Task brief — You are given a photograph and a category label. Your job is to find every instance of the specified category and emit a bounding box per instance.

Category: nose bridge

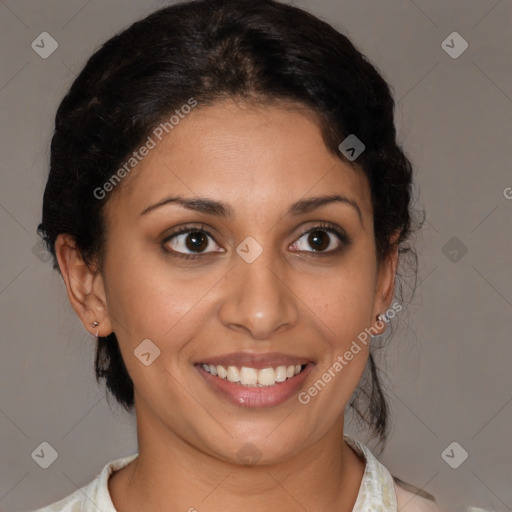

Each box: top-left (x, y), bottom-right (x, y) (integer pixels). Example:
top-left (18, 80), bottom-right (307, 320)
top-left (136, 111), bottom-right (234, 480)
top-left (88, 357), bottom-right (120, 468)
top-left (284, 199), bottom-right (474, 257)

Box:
top-left (218, 239), bottom-right (298, 338)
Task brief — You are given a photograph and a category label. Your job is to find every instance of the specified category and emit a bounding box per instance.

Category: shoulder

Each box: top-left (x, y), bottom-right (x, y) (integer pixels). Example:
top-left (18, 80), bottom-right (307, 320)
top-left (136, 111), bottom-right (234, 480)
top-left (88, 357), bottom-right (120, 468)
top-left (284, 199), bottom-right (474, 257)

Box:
top-left (393, 476), bottom-right (444, 512)
top-left (30, 453), bottom-right (138, 512)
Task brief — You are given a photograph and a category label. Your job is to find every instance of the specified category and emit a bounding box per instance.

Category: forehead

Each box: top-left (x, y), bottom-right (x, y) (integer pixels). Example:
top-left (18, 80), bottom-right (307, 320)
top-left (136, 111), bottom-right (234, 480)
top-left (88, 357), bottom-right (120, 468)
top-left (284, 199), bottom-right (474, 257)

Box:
top-left (105, 99), bottom-right (372, 224)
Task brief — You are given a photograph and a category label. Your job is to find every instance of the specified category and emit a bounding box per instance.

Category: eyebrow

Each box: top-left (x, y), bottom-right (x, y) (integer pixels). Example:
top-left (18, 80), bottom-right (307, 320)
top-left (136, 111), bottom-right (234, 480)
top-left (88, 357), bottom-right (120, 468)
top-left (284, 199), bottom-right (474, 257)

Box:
top-left (140, 193), bottom-right (363, 224)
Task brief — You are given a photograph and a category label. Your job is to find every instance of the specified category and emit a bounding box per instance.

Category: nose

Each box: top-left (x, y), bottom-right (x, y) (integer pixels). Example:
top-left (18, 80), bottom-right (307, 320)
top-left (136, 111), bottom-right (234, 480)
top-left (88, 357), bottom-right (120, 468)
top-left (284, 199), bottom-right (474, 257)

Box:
top-left (218, 247), bottom-right (299, 340)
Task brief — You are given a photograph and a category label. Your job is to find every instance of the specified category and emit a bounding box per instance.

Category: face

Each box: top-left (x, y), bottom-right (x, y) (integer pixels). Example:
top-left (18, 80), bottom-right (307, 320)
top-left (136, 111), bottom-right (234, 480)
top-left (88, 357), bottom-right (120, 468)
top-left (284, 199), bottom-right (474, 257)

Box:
top-left (63, 99), bottom-right (397, 464)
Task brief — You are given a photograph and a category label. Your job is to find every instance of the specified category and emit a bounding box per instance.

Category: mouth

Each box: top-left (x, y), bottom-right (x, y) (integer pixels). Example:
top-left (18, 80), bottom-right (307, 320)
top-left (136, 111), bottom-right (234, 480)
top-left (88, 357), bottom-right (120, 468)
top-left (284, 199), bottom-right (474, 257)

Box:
top-left (194, 353), bottom-right (315, 408)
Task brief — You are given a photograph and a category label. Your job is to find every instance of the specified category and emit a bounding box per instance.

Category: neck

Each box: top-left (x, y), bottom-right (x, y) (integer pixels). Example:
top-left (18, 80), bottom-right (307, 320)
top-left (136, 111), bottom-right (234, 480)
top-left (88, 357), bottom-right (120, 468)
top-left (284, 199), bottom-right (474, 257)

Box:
top-left (109, 403), bottom-right (366, 512)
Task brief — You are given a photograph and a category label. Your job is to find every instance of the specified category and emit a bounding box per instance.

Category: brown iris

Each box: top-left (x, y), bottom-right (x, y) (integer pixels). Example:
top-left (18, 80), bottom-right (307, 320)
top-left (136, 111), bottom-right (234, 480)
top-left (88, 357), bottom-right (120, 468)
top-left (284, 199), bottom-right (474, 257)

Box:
top-left (185, 231), bottom-right (209, 252)
top-left (308, 230), bottom-right (329, 251)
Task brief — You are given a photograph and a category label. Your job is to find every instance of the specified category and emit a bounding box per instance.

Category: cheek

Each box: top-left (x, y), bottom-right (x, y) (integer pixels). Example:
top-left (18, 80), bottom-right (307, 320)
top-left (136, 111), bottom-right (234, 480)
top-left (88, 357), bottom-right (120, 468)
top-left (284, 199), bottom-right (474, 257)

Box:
top-left (101, 245), bottom-right (225, 392)
top-left (292, 252), bottom-right (376, 401)
top-left (296, 257), bottom-right (377, 340)
top-left (101, 252), bottom-right (207, 397)
top-left (102, 242), bottom-right (202, 335)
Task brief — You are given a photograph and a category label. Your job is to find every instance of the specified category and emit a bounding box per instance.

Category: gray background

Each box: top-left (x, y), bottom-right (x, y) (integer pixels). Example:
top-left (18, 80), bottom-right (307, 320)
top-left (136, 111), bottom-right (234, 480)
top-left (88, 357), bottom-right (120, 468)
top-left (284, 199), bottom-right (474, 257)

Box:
top-left (0, 1), bottom-right (511, 511)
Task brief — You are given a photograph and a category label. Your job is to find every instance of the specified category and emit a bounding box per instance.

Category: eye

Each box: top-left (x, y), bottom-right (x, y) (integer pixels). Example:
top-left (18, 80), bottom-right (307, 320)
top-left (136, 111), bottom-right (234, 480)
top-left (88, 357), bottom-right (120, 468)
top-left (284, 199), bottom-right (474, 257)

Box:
top-left (161, 222), bottom-right (350, 260)
top-left (162, 224), bottom-right (225, 259)
top-left (290, 222), bottom-right (349, 254)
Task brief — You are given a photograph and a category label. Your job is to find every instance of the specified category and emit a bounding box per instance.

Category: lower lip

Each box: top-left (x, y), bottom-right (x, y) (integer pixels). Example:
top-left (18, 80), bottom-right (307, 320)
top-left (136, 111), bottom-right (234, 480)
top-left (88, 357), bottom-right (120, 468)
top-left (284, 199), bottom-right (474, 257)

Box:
top-left (196, 363), bottom-right (314, 408)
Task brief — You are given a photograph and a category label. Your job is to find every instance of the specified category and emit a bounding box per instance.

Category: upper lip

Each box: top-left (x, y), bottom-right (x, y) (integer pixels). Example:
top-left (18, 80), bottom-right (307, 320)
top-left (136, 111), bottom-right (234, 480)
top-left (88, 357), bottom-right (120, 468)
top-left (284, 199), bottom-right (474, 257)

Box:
top-left (194, 352), bottom-right (313, 369)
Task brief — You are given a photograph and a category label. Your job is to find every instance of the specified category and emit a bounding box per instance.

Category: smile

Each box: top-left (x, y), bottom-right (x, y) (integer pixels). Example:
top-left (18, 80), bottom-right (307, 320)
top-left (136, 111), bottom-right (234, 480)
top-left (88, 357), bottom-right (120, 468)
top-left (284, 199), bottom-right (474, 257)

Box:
top-left (195, 354), bottom-right (315, 408)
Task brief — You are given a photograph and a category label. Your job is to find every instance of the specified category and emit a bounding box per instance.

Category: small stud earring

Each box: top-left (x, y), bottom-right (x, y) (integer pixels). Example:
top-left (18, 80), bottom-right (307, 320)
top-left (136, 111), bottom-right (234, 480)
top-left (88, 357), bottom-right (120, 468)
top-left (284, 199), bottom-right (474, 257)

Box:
top-left (370, 314), bottom-right (386, 339)
top-left (92, 321), bottom-right (99, 328)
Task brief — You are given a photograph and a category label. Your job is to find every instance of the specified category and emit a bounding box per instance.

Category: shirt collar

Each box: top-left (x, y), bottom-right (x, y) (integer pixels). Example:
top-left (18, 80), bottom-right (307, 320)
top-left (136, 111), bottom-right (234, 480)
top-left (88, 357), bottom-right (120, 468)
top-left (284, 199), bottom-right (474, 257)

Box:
top-left (344, 434), bottom-right (398, 511)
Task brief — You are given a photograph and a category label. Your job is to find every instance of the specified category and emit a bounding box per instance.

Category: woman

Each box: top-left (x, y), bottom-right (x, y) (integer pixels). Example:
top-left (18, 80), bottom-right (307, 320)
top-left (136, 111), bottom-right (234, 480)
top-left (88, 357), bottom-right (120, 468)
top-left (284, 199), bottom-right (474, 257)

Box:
top-left (34, 0), bottom-right (442, 510)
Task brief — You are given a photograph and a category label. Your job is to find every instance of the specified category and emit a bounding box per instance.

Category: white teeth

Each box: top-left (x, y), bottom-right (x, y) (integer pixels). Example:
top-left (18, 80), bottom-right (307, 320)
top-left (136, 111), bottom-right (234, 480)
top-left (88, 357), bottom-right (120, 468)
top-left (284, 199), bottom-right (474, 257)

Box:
top-left (217, 365), bottom-right (227, 379)
top-left (275, 366), bottom-right (287, 382)
top-left (258, 367), bottom-right (276, 386)
top-left (201, 363), bottom-right (306, 387)
top-left (240, 367), bottom-right (258, 386)
top-left (227, 366), bottom-right (240, 383)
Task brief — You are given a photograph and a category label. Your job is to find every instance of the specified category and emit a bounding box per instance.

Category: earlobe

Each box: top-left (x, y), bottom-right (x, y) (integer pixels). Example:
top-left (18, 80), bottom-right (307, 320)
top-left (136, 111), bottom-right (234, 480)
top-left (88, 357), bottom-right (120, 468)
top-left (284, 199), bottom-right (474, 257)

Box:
top-left (54, 234), bottom-right (112, 337)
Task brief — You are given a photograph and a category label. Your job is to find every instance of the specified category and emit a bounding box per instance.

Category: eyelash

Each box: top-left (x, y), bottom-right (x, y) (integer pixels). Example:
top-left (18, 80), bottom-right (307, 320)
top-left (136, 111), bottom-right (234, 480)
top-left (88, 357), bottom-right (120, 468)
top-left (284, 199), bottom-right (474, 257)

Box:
top-left (161, 222), bottom-right (350, 261)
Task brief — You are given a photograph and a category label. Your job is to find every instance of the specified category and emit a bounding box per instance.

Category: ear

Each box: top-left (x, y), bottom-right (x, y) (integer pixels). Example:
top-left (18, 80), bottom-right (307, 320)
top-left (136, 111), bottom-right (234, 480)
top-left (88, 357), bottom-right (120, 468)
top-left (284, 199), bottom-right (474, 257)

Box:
top-left (371, 230), bottom-right (400, 335)
top-left (55, 234), bottom-right (112, 337)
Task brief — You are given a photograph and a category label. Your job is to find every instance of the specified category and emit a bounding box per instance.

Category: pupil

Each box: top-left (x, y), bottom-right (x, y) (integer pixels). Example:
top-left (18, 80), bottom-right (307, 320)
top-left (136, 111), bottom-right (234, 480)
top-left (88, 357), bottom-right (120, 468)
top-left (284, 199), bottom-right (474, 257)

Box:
top-left (309, 231), bottom-right (328, 251)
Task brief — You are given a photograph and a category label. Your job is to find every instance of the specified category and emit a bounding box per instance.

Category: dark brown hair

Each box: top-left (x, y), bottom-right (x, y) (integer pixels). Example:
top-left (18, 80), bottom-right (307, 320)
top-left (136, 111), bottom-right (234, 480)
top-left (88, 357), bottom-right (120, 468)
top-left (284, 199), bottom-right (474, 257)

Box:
top-left (37, 0), bottom-right (422, 448)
